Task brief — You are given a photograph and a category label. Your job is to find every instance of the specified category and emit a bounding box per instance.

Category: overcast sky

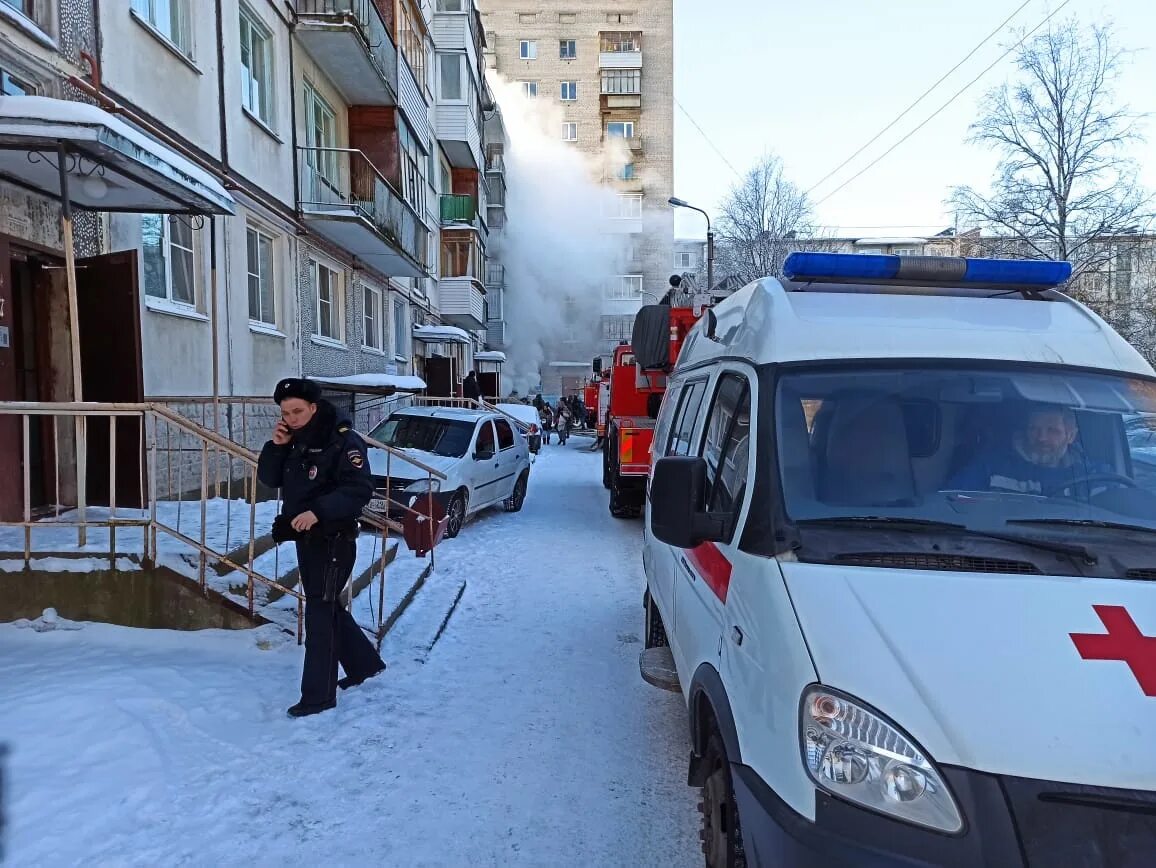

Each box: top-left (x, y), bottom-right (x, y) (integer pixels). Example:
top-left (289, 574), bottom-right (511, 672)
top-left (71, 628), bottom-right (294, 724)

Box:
top-left (671, 0), bottom-right (1156, 240)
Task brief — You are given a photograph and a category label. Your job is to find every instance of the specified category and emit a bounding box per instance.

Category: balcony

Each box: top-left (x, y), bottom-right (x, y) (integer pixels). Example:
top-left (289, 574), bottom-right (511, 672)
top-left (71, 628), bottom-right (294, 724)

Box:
top-left (626, 136), bottom-right (644, 152)
top-left (485, 152), bottom-right (504, 175)
top-left (485, 263), bottom-right (505, 287)
top-left (437, 102), bottom-right (483, 169)
top-left (440, 194), bottom-right (476, 223)
top-left (599, 32), bottom-right (642, 69)
top-left (296, 1), bottom-right (398, 106)
top-left (297, 146), bottom-right (429, 279)
top-left (439, 277), bottom-right (486, 330)
top-left (486, 320), bottom-right (506, 349)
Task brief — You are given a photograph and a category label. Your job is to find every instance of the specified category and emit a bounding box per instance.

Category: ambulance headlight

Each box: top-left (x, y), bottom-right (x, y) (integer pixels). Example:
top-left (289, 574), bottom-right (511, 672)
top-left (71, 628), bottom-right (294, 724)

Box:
top-left (403, 479), bottom-right (441, 495)
top-left (800, 686), bottom-right (963, 834)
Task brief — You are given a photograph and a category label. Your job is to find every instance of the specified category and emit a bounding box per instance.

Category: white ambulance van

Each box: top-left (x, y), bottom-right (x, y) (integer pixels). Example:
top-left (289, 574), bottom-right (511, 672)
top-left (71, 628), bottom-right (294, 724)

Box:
top-left (641, 252), bottom-right (1156, 867)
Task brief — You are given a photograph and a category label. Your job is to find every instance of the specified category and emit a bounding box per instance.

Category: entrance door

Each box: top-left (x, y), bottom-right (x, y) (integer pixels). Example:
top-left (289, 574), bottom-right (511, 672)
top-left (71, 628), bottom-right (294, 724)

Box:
top-left (76, 251), bottom-right (146, 509)
top-left (425, 355), bottom-right (455, 398)
top-left (478, 371), bottom-right (499, 401)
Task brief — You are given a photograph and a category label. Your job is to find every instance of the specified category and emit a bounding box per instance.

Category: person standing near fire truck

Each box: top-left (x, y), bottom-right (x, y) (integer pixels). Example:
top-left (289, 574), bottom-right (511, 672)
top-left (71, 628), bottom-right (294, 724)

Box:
top-left (257, 377), bottom-right (386, 718)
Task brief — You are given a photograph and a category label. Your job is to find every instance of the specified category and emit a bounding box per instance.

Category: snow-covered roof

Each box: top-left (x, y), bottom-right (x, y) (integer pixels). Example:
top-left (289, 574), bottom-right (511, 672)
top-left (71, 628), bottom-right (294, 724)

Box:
top-left (311, 374), bottom-right (427, 392)
top-left (413, 324), bottom-right (471, 344)
top-left (0, 96), bottom-right (235, 215)
top-left (853, 237), bottom-right (929, 247)
top-left (547, 361), bottom-right (592, 368)
top-left (473, 351), bottom-right (506, 362)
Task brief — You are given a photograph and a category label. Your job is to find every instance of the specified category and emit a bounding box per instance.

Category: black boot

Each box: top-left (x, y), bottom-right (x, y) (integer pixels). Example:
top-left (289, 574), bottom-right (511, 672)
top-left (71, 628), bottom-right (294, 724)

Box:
top-left (286, 699), bottom-right (337, 718)
top-left (338, 662), bottom-right (386, 691)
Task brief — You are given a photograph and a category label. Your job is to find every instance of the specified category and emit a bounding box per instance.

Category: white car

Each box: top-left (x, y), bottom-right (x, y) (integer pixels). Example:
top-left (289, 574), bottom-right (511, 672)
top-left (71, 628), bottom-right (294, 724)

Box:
top-left (366, 406), bottom-right (531, 538)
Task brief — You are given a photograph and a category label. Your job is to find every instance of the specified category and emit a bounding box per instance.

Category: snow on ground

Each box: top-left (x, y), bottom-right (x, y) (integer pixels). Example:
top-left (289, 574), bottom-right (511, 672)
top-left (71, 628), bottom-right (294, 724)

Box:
top-left (0, 438), bottom-right (701, 866)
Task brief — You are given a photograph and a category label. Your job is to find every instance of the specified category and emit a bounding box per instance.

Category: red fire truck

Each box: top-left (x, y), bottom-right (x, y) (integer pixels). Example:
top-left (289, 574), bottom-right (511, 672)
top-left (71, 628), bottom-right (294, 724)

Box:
top-left (603, 302), bottom-right (706, 517)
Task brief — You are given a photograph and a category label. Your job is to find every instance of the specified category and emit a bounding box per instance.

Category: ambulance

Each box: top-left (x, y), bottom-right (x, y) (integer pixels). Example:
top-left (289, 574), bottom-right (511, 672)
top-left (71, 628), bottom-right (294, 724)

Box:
top-left (640, 252), bottom-right (1156, 866)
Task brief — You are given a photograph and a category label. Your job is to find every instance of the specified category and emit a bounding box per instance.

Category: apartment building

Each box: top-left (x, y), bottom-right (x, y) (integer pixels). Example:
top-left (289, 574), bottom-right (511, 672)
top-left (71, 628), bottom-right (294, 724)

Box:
top-left (478, 0), bottom-right (674, 360)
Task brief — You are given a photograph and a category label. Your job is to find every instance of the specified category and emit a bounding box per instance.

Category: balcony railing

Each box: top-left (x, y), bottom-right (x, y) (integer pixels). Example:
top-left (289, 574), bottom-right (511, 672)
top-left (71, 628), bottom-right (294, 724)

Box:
top-left (298, 146), bottom-right (429, 271)
top-left (485, 152), bottom-right (505, 174)
top-left (296, 0), bottom-right (398, 102)
top-left (486, 263), bottom-right (504, 286)
top-left (440, 194), bottom-right (477, 223)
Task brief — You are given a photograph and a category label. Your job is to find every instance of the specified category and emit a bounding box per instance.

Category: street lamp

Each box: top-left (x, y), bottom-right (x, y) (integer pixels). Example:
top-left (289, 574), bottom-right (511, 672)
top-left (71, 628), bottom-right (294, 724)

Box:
top-left (669, 196), bottom-right (714, 297)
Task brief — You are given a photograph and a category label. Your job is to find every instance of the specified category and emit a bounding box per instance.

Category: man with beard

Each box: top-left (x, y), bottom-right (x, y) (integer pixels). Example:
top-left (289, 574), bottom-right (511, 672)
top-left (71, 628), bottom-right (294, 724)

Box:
top-left (949, 404), bottom-right (1100, 497)
top-left (258, 377), bottom-right (386, 717)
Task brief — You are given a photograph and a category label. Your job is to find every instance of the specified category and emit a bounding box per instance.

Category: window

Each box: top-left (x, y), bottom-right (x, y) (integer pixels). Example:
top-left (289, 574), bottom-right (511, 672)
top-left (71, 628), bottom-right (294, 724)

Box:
top-left (303, 82), bottom-right (337, 185)
top-left (618, 163), bottom-right (635, 180)
top-left (667, 380), bottom-right (708, 456)
top-left (239, 6), bottom-right (273, 125)
top-left (496, 419), bottom-right (515, 450)
top-left (520, 80), bottom-right (538, 98)
top-left (675, 252), bottom-right (693, 269)
top-left (397, 0), bottom-right (427, 86)
top-left (606, 12), bottom-right (633, 24)
top-left (601, 69), bottom-right (641, 94)
top-left (314, 261), bottom-right (343, 342)
top-left (561, 122), bottom-right (577, 142)
top-left (142, 215), bottom-right (196, 307)
top-left (560, 80), bottom-right (577, 101)
top-left (602, 315), bottom-right (634, 341)
top-left (559, 39), bottom-right (576, 59)
top-left (475, 420), bottom-right (496, 455)
top-left (436, 0), bottom-right (464, 10)
top-left (519, 40), bottom-right (537, 60)
top-left (600, 31), bottom-right (640, 53)
top-left (246, 227), bottom-right (276, 325)
top-left (700, 374), bottom-right (752, 515)
top-left (439, 53), bottom-right (464, 101)
top-left (606, 275), bottom-right (643, 300)
top-left (893, 247), bottom-right (919, 256)
top-left (363, 285), bottom-right (384, 350)
top-left (615, 194), bottom-right (642, 219)
top-left (606, 121), bottom-right (635, 139)
top-left (0, 64), bottom-right (31, 96)
top-left (393, 298), bottom-right (408, 358)
top-left (131, 0), bottom-right (192, 56)
top-left (399, 120), bottom-right (426, 215)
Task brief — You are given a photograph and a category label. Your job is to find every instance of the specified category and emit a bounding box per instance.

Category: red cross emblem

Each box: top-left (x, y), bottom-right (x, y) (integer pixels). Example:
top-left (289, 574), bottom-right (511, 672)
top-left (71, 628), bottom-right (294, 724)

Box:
top-left (1070, 605), bottom-right (1156, 697)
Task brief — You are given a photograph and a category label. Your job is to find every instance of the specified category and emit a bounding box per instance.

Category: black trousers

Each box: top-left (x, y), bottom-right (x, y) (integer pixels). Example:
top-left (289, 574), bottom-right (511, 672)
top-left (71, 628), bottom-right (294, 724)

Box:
top-left (295, 535), bottom-right (384, 705)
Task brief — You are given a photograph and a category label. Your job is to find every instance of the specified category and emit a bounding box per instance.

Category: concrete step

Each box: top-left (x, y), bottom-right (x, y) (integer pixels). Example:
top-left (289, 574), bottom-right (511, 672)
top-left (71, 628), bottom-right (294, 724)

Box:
top-left (639, 646), bottom-right (681, 693)
top-left (384, 572), bottom-right (467, 664)
top-left (212, 533), bottom-right (277, 577)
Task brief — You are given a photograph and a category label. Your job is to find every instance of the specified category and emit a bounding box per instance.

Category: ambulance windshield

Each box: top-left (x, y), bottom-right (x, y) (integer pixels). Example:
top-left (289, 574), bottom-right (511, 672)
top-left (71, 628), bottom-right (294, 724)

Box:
top-left (776, 365), bottom-right (1156, 532)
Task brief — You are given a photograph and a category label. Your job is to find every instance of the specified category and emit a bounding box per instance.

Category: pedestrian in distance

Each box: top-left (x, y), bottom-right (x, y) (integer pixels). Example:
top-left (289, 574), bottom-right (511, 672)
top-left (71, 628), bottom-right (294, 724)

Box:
top-left (540, 403), bottom-right (553, 445)
top-left (463, 370), bottom-right (482, 403)
top-left (257, 377), bottom-right (386, 718)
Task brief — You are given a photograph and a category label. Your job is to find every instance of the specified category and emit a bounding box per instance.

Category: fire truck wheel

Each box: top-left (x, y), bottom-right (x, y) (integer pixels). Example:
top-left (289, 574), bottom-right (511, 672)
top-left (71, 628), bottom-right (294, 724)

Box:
top-left (503, 473), bottom-right (528, 512)
top-left (602, 445), bottom-right (612, 489)
top-left (444, 490), bottom-right (468, 539)
top-left (700, 731), bottom-right (747, 868)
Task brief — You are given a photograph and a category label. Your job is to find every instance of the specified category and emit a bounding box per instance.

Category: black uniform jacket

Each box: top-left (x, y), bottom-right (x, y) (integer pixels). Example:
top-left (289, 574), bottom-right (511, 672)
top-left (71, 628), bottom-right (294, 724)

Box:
top-left (257, 400), bottom-right (373, 526)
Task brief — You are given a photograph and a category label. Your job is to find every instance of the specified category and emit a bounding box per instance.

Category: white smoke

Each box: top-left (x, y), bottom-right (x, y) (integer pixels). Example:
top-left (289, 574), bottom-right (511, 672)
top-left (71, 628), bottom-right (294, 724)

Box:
top-left (487, 72), bottom-right (627, 396)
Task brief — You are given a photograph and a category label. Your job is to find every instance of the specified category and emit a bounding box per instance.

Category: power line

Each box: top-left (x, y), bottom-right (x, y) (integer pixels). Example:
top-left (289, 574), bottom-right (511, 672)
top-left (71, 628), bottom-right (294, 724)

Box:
top-left (813, 0), bottom-right (1074, 208)
top-left (674, 96), bottom-right (744, 179)
top-left (806, 0), bottom-right (1034, 196)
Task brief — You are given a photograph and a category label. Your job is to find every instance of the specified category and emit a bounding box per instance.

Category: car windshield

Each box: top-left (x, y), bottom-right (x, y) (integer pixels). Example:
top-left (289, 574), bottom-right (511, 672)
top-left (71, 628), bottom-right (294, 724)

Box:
top-left (370, 414), bottom-right (475, 458)
top-left (776, 365), bottom-right (1156, 532)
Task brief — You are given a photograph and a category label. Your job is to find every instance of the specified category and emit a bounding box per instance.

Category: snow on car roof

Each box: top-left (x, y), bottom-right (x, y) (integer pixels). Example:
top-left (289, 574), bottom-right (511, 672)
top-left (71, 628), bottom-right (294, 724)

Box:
top-left (393, 405), bottom-right (490, 421)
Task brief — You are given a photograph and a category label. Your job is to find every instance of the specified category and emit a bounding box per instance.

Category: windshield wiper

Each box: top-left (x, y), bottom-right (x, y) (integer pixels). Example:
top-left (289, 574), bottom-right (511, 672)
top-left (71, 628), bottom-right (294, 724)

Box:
top-left (796, 516), bottom-right (1096, 564)
top-left (1007, 518), bottom-right (1156, 536)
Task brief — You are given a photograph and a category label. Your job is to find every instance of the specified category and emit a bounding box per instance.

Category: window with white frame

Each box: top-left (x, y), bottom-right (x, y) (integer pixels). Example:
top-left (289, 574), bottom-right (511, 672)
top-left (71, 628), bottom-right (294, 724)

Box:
top-left (313, 261), bottom-right (344, 342)
top-left (131, 0), bottom-right (193, 57)
top-left (239, 6), bottom-right (274, 125)
top-left (893, 247), bottom-right (920, 256)
top-left (246, 226), bottom-right (276, 326)
top-left (560, 80), bottom-right (577, 101)
top-left (606, 120), bottom-right (635, 139)
top-left (436, 0), bottom-right (464, 10)
top-left (605, 275), bottom-right (643, 300)
top-left (615, 193), bottom-right (642, 219)
top-left (303, 82), bottom-right (337, 186)
top-left (519, 40), bottom-right (537, 59)
top-left (438, 53), bottom-right (464, 101)
top-left (520, 80), bottom-right (538, 98)
top-left (559, 39), bottom-right (576, 59)
top-left (392, 297), bottom-right (408, 358)
top-left (601, 69), bottom-right (641, 94)
top-left (363, 284), bottom-right (384, 351)
top-left (142, 215), bottom-right (196, 307)
top-left (399, 119), bottom-right (426, 215)
top-left (675, 251), bottom-right (693, 269)
top-left (561, 122), bottom-right (577, 142)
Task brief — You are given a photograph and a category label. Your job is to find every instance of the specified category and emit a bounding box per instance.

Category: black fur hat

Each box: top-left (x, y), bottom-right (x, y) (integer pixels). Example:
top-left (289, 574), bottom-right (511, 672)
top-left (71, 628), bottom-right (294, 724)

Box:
top-left (273, 377), bottom-right (322, 404)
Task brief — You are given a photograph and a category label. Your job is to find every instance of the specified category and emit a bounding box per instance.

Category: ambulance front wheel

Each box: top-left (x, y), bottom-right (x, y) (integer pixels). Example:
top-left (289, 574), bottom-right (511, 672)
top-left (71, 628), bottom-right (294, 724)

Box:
top-left (701, 731), bottom-right (747, 868)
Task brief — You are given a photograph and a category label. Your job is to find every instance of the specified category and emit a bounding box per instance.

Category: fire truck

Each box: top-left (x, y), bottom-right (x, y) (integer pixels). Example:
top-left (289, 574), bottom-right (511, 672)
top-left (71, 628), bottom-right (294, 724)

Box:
top-left (603, 276), bottom-right (711, 517)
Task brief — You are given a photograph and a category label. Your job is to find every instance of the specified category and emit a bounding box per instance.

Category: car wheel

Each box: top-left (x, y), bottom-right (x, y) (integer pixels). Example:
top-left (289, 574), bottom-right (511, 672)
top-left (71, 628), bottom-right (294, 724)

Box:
top-left (503, 472), bottom-right (528, 512)
top-left (700, 731), bottom-right (746, 868)
top-left (602, 442), bottom-right (612, 489)
top-left (444, 490), bottom-right (467, 539)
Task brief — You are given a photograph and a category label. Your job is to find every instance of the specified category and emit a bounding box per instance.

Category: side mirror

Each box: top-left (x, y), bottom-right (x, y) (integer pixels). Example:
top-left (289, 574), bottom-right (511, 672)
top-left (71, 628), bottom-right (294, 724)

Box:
top-left (703, 308), bottom-right (718, 341)
top-left (649, 456), bottom-right (727, 548)
top-left (592, 357), bottom-right (602, 375)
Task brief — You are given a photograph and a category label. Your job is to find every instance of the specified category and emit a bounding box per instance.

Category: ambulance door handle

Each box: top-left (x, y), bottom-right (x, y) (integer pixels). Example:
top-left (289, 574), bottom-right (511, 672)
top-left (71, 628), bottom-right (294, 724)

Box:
top-left (731, 626), bottom-right (744, 646)
top-left (679, 557), bottom-right (696, 581)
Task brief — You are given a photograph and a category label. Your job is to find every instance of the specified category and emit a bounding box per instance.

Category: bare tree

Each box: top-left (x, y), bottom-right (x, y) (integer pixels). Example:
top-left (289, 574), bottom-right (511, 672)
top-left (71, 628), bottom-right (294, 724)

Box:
top-left (715, 154), bottom-right (818, 286)
top-left (950, 19), bottom-right (1152, 280)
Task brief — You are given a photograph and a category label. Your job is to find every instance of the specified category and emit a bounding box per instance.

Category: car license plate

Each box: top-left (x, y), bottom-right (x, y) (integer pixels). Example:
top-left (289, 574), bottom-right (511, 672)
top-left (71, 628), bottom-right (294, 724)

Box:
top-left (369, 496), bottom-right (388, 513)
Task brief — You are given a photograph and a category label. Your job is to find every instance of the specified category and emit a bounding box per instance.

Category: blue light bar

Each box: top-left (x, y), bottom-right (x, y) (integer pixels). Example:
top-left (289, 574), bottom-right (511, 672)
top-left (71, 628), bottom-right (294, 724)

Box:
top-left (782, 252), bottom-right (1072, 288)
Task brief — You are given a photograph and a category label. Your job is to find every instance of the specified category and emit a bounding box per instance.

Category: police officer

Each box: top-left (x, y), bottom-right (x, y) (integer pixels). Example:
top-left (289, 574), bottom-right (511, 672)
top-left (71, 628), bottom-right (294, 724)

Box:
top-left (257, 377), bottom-right (386, 717)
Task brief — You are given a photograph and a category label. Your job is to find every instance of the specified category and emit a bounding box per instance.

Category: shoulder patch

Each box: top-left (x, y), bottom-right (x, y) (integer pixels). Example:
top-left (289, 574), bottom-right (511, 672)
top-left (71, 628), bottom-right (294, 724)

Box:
top-left (347, 449), bottom-right (365, 469)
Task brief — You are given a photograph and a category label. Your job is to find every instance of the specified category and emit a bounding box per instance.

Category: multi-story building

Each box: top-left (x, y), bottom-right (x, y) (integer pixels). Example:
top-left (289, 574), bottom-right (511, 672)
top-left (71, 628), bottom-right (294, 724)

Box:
top-left (478, 0), bottom-right (674, 365)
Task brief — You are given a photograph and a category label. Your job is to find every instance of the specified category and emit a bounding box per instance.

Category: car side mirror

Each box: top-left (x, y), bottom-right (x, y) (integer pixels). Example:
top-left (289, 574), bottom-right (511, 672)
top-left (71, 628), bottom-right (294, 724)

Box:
top-left (649, 456), bottom-right (727, 548)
